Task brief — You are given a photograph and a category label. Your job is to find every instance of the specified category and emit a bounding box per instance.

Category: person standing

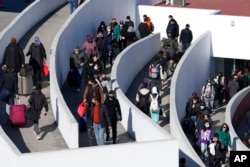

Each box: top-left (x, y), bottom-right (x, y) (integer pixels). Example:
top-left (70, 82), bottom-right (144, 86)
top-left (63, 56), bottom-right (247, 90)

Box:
top-left (69, 46), bottom-right (87, 92)
top-left (214, 72), bottom-right (226, 106)
top-left (199, 120), bottom-right (214, 162)
top-left (90, 97), bottom-right (111, 146)
top-left (124, 15), bottom-right (134, 29)
top-left (136, 82), bottom-right (150, 116)
top-left (179, 24), bottom-right (193, 53)
top-left (2, 37), bottom-right (25, 73)
top-left (201, 79), bottom-right (216, 109)
top-left (216, 123), bottom-right (232, 165)
top-left (26, 36), bottom-right (47, 86)
top-left (104, 90), bottom-right (122, 144)
top-left (27, 82), bottom-right (48, 140)
top-left (227, 75), bottom-right (240, 99)
top-left (166, 15), bottom-right (179, 40)
top-left (138, 17), bottom-right (151, 39)
top-left (0, 67), bottom-right (19, 124)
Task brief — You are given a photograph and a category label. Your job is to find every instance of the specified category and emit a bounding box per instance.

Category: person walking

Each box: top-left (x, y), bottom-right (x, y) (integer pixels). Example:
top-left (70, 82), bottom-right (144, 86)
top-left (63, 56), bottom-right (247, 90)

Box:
top-left (26, 36), bottom-right (47, 86)
top-left (2, 37), bottom-right (25, 73)
top-left (90, 97), bottom-right (111, 146)
top-left (179, 24), bottom-right (193, 53)
top-left (104, 90), bottom-right (122, 144)
top-left (0, 67), bottom-right (19, 124)
top-left (69, 45), bottom-right (87, 92)
top-left (27, 82), bottom-right (48, 140)
top-left (138, 17), bottom-right (151, 39)
top-left (216, 123), bottom-right (232, 165)
top-left (227, 75), bottom-right (240, 99)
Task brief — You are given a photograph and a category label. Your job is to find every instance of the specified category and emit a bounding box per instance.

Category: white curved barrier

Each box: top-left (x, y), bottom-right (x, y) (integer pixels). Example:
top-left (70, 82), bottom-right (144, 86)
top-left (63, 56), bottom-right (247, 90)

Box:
top-left (170, 31), bottom-right (215, 167)
top-left (226, 87), bottom-right (250, 150)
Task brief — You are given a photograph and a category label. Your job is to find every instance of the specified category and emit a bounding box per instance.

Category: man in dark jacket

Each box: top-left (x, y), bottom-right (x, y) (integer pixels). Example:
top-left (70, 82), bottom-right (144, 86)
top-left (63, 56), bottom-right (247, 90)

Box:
top-left (2, 37), bottom-right (25, 73)
top-left (90, 97), bottom-right (111, 146)
top-left (179, 24), bottom-right (193, 53)
top-left (28, 82), bottom-right (48, 140)
top-left (166, 15), bottom-right (179, 40)
top-left (26, 36), bottom-right (47, 86)
top-left (138, 17), bottom-right (151, 39)
top-left (104, 90), bottom-right (122, 144)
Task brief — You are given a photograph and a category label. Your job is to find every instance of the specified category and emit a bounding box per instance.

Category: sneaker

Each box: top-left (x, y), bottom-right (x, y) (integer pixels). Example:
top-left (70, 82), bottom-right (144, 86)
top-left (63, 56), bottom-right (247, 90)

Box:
top-left (76, 88), bottom-right (80, 92)
top-left (36, 135), bottom-right (41, 140)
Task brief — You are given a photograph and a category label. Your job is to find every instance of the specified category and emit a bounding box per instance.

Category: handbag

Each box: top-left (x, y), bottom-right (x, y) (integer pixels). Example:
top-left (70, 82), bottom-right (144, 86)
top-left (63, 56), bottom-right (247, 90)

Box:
top-left (77, 102), bottom-right (87, 118)
top-left (42, 62), bottom-right (49, 77)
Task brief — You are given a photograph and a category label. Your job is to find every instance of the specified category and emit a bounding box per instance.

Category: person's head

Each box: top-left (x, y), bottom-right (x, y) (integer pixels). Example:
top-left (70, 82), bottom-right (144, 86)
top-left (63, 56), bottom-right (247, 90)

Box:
top-left (221, 123), bottom-right (229, 132)
top-left (206, 79), bottom-right (212, 86)
top-left (92, 54), bottom-right (99, 62)
top-left (218, 72), bottom-right (223, 77)
top-left (203, 120), bottom-right (210, 129)
top-left (99, 72), bottom-right (107, 80)
top-left (233, 75), bottom-right (238, 80)
top-left (106, 25), bottom-right (111, 32)
top-left (36, 82), bottom-right (43, 90)
top-left (92, 96), bottom-right (101, 104)
top-left (126, 15), bottom-right (131, 20)
top-left (185, 24), bottom-right (190, 28)
top-left (203, 114), bottom-right (210, 121)
top-left (143, 17), bottom-right (148, 22)
top-left (88, 77), bottom-right (97, 85)
top-left (168, 15), bottom-right (173, 20)
top-left (200, 101), bottom-right (206, 110)
top-left (143, 14), bottom-right (147, 19)
top-left (10, 37), bottom-right (17, 43)
top-left (74, 46), bottom-right (80, 54)
top-left (108, 90), bottom-right (115, 99)
top-left (33, 36), bottom-right (41, 46)
top-left (212, 133), bottom-right (219, 142)
top-left (119, 20), bottom-right (124, 25)
top-left (86, 35), bottom-right (93, 42)
top-left (191, 92), bottom-right (198, 102)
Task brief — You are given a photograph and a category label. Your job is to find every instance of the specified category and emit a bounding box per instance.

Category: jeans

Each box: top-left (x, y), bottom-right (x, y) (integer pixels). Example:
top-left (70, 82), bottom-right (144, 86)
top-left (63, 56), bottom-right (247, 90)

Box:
top-left (68, 0), bottom-right (78, 14)
top-left (93, 123), bottom-right (105, 146)
top-left (201, 142), bottom-right (208, 160)
top-left (181, 43), bottom-right (191, 53)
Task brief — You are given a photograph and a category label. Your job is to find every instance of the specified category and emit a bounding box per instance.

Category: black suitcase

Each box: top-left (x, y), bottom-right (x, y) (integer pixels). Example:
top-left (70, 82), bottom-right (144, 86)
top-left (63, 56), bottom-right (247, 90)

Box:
top-left (20, 65), bottom-right (33, 77)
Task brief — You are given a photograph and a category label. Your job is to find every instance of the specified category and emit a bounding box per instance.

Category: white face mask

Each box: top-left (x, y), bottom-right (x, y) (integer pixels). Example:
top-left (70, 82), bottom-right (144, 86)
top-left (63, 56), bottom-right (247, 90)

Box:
top-left (207, 83), bottom-right (211, 86)
top-left (94, 66), bottom-right (98, 70)
top-left (89, 63), bottom-right (93, 66)
top-left (75, 51), bottom-right (79, 54)
top-left (107, 29), bottom-right (111, 32)
top-left (200, 106), bottom-right (205, 110)
top-left (205, 124), bottom-right (210, 128)
top-left (193, 99), bottom-right (197, 103)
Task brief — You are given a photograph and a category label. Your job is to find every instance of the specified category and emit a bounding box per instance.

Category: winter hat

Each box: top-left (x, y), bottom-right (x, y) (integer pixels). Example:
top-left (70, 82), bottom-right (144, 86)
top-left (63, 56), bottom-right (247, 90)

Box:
top-left (151, 86), bottom-right (158, 94)
top-left (33, 36), bottom-right (40, 46)
top-left (10, 37), bottom-right (17, 43)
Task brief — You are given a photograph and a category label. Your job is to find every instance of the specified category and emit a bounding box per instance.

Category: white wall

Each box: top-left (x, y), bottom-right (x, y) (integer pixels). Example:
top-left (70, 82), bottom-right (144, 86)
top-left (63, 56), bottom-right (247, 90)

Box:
top-left (0, 0), bottom-right (67, 60)
top-left (226, 87), bottom-right (250, 151)
top-left (170, 31), bottom-right (215, 167)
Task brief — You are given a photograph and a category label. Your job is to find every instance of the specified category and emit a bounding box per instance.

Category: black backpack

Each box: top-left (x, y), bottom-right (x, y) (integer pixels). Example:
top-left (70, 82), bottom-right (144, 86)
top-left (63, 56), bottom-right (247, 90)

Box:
top-left (138, 91), bottom-right (149, 107)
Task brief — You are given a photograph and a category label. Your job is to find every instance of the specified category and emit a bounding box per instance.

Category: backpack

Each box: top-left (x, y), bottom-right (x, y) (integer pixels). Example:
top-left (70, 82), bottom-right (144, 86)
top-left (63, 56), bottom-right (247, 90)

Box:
top-left (150, 94), bottom-right (159, 112)
top-left (138, 91), bottom-right (149, 107)
top-left (149, 63), bottom-right (160, 79)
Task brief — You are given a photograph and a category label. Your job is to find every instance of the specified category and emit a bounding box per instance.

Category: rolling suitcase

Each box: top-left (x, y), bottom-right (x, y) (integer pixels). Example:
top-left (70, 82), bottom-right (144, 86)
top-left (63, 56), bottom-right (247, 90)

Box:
top-left (9, 104), bottom-right (26, 126)
top-left (18, 73), bottom-right (33, 96)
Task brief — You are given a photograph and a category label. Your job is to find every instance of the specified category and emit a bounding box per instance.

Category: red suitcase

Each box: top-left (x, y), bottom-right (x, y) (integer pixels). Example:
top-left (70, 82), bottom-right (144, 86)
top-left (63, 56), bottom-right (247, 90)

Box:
top-left (9, 104), bottom-right (26, 126)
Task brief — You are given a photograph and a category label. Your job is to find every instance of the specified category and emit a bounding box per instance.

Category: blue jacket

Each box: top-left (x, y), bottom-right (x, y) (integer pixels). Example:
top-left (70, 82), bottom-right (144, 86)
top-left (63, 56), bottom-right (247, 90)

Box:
top-left (90, 103), bottom-right (111, 128)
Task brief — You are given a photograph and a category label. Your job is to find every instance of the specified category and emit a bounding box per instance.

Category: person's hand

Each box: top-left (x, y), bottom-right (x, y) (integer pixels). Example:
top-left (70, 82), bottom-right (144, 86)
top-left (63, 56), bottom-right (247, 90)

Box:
top-left (44, 111), bottom-right (48, 116)
top-left (80, 62), bottom-right (84, 67)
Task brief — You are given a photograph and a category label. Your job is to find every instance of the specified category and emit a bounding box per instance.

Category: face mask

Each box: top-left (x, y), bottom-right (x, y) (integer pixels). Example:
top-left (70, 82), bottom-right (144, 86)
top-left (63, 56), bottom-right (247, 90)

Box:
top-left (94, 66), bottom-right (98, 70)
top-left (193, 99), bottom-right (197, 103)
top-left (89, 63), bottom-right (93, 66)
top-left (109, 96), bottom-right (114, 100)
top-left (107, 29), bottom-right (111, 32)
top-left (102, 78), bottom-right (107, 81)
top-left (207, 83), bottom-right (211, 86)
top-left (75, 51), bottom-right (79, 54)
top-left (205, 124), bottom-right (210, 128)
top-left (200, 106), bottom-right (205, 110)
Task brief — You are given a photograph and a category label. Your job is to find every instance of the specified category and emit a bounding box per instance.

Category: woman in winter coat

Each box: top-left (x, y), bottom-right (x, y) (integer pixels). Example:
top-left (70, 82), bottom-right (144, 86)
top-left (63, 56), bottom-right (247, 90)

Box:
top-left (216, 123), bottom-right (232, 165)
top-left (26, 36), bottom-right (47, 86)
